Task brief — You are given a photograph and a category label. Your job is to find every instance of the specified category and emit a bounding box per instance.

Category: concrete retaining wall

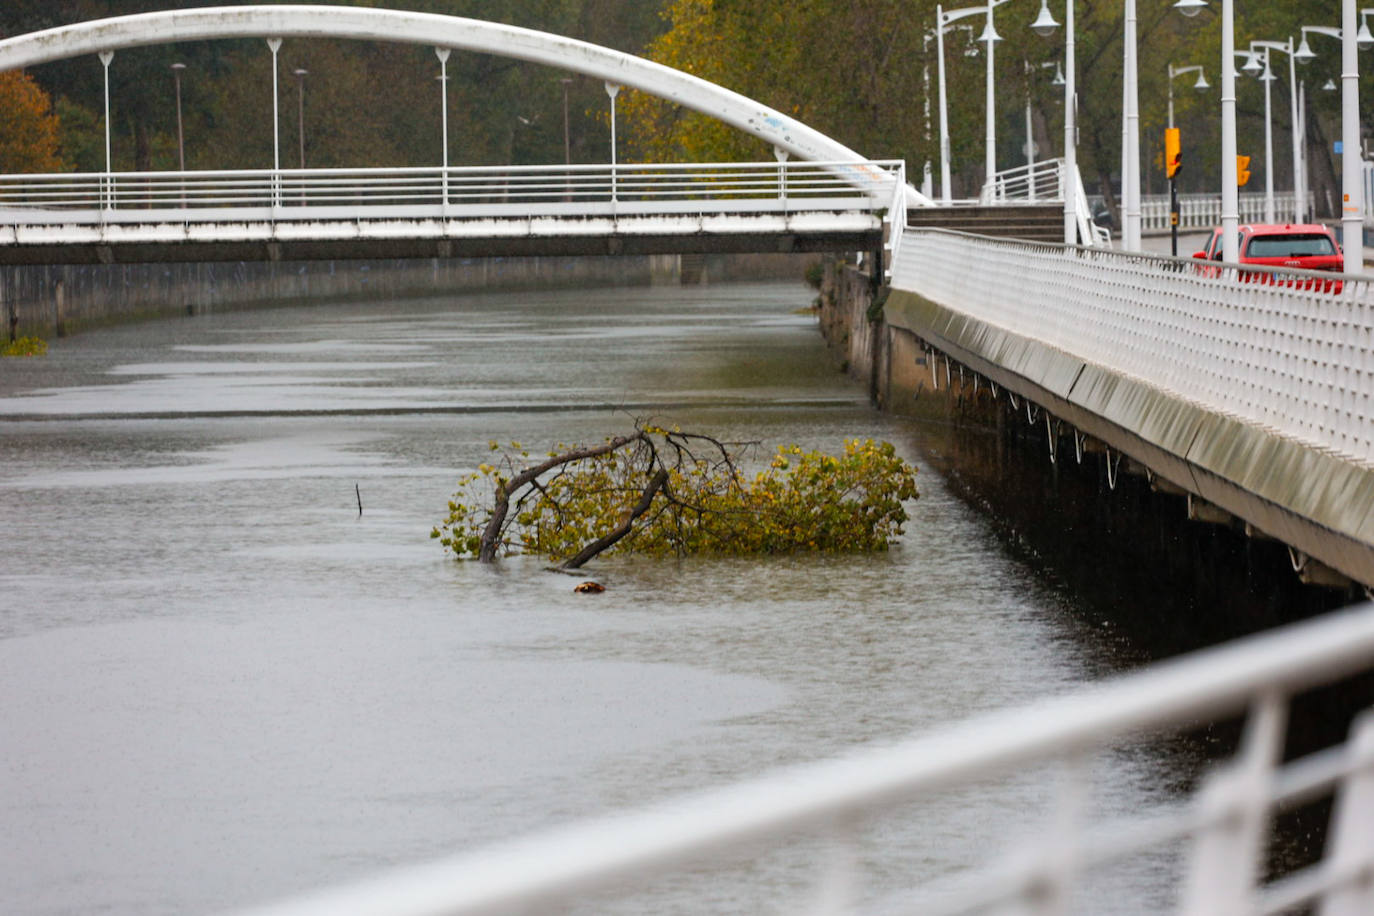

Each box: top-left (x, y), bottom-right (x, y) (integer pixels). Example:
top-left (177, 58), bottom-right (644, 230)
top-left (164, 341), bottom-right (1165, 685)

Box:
top-left (4, 251), bottom-right (815, 339)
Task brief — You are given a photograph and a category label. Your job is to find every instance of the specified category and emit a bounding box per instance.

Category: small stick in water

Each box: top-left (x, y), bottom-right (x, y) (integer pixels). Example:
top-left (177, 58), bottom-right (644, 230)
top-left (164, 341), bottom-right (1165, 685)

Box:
top-left (356, 483), bottom-right (363, 517)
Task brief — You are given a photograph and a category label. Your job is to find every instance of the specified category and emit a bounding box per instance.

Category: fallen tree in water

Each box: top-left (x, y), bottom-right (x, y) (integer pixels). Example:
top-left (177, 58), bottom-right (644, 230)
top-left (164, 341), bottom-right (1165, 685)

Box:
top-left (432, 425), bottom-right (918, 570)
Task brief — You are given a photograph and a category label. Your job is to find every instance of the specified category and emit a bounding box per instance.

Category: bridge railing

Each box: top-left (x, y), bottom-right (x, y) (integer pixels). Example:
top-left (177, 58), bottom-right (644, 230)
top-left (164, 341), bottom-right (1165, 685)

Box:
top-left (1138, 192), bottom-right (1297, 232)
top-left (981, 157), bottom-right (1066, 204)
top-left (0, 161), bottom-right (904, 224)
top-left (891, 229), bottom-right (1374, 467)
top-left (225, 603), bottom-right (1374, 916)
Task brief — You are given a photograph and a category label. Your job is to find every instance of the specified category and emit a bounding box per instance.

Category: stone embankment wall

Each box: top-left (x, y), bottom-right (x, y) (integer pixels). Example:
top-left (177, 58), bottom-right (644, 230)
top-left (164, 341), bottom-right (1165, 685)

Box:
top-left (815, 258), bottom-right (953, 420)
top-left (5, 252), bottom-right (815, 339)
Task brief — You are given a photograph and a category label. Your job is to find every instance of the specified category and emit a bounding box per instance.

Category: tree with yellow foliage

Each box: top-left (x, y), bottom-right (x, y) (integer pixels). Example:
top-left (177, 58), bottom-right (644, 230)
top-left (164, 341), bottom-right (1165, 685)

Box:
top-left (0, 69), bottom-right (67, 173)
top-left (433, 425), bottom-right (919, 569)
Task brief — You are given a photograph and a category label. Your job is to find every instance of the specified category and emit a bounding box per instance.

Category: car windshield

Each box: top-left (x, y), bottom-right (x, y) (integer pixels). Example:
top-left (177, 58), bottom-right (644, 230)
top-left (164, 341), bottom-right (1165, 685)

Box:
top-left (1245, 234), bottom-right (1336, 258)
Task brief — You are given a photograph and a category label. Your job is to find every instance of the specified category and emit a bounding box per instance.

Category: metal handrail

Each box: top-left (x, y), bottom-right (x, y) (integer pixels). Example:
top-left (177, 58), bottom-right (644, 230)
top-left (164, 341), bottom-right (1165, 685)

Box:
top-left (0, 161), bottom-right (905, 224)
top-left (890, 229), bottom-right (1374, 467)
top-left (981, 157), bottom-right (1066, 204)
top-left (225, 603), bottom-right (1374, 916)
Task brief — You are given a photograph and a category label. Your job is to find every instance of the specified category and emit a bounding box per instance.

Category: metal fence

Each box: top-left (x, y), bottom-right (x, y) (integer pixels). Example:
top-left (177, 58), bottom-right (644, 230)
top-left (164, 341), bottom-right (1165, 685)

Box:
top-left (0, 161), bottom-right (904, 225)
top-left (891, 229), bottom-right (1374, 467)
top-left (981, 158), bottom-right (1066, 204)
top-left (224, 602), bottom-right (1374, 916)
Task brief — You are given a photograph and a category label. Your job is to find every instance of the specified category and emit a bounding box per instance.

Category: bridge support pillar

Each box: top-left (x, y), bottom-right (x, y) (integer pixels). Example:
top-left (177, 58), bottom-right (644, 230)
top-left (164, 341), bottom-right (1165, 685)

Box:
top-left (679, 254), bottom-right (706, 285)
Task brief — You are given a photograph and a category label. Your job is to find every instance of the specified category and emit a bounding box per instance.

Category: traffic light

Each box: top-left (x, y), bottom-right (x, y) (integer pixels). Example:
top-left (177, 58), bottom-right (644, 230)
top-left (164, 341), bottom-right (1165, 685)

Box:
top-left (1165, 128), bottom-right (1182, 179)
top-left (1236, 155), bottom-right (1251, 187)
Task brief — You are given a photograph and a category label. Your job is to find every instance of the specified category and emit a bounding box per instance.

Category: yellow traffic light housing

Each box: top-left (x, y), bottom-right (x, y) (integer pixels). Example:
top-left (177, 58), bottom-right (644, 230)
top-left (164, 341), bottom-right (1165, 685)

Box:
top-left (1236, 155), bottom-right (1251, 187)
top-left (1165, 128), bottom-right (1182, 178)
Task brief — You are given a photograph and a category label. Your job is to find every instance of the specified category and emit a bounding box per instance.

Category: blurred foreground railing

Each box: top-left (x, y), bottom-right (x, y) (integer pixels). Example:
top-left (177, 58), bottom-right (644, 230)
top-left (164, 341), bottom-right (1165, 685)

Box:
top-left (226, 603), bottom-right (1374, 916)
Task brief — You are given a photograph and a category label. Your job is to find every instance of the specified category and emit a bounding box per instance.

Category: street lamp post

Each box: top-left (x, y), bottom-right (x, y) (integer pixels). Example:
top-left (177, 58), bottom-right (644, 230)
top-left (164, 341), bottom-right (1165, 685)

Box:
top-left (1024, 59), bottom-right (1060, 201)
top-left (435, 48), bottom-right (450, 207)
top-left (171, 62), bottom-right (187, 208)
top-left (1342, 0), bottom-right (1363, 272)
top-left (605, 81), bottom-right (620, 203)
top-left (1062, 0), bottom-right (1077, 244)
top-left (267, 38), bottom-right (282, 207)
top-left (1249, 39), bottom-right (1301, 223)
top-left (293, 68), bottom-right (307, 171)
top-left (560, 76), bottom-right (573, 166)
top-left (171, 62), bottom-right (186, 173)
top-left (1167, 64), bottom-right (1209, 129)
top-left (1294, 10), bottom-right (1368, 272)
top-left (935, 0), bottom-right (1056, 205)
top-left (99, 50), bottom-right (114, 210)
top-left (1167, 64), bottom-right (1208, 256)
top-left (1174, 0), bottom-right (1238, 262)
top-left (1123, 0), bottom-right (1141, 249)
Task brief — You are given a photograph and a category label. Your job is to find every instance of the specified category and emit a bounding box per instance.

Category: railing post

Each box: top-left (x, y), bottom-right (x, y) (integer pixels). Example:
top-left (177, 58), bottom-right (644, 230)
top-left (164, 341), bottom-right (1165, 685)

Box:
top-left (773, 146), bottom-right (788, 208)
top-left (1179, 692), bottom-right (1285, 916)
top-left (1318, 710), bottom-right (1374, 916)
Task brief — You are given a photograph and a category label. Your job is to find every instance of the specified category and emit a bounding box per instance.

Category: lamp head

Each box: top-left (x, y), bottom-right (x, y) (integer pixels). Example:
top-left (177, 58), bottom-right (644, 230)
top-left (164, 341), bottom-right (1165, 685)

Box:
top-left (1052, 61), bottom-right (1065, 86)
top-left (1193, 71), bottom-right (1209, 90)
top-left (1173, 0), bottom-right (1207, 19)
top-left (1030, 0), bottom-right (1059, 37)
top-left (1294, 36), bottom-right (1315, 62)
top-left (978, 20), bottom-right (1002, 44)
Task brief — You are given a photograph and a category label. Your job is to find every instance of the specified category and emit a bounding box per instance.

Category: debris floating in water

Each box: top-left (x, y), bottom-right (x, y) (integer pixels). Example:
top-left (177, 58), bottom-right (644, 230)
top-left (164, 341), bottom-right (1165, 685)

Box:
top-left (573, 581), bottom-right (606, 594)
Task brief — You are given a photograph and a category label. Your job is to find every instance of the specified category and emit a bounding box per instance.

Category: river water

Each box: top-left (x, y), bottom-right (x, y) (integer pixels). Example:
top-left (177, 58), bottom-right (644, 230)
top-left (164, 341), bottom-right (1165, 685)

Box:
top-left (1, 281), bottom-right (1194, 914)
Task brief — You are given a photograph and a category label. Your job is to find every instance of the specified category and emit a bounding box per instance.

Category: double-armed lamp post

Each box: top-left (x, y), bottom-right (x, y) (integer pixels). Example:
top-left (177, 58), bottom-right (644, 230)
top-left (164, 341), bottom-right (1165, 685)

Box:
top-left (934, 0), bottom-right (1061, 216)
top-left (1294, 10), bottom-right (1368, 272)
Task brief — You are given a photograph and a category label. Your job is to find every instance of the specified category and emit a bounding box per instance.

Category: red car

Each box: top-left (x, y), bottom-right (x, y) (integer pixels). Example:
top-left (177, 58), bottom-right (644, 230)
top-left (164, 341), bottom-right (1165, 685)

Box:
top-left (1193, 223), bottom-right (1344, 272)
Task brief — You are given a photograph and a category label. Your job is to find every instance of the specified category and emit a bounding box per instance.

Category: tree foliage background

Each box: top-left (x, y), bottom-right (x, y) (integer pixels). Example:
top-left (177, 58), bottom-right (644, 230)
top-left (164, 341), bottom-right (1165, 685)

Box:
top-left (0, 0), bottom-right (1362, 217)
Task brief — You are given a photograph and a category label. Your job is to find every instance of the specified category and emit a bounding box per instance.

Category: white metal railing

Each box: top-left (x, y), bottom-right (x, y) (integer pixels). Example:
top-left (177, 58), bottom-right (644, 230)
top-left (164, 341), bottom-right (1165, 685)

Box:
top-left (1127, 192), bottom-right (1297, 232)
top-left (225, 603), bottom-right (1374, 916)
top-left (882, 161), bottom-right (908, 281)
top-left (0, 161), bottom-right (904, 226)
top-left (891, 229), bottom-right (1374, 467)
top-left (981, 157), bottom-right (1066, 205)
top-left (1072, 163), bottom-right (1113, 248)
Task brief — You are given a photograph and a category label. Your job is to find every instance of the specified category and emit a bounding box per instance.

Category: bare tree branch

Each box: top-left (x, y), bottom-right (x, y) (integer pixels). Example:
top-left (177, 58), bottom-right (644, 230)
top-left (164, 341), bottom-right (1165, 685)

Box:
top-left (478, 431), bottom-right (648, 562)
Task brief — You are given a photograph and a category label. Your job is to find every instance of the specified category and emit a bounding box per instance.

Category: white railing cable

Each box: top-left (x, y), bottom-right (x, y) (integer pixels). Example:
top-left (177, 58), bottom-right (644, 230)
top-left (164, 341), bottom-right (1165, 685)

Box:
top-left (890, 230), bottom-right (1374, 467)
top-left (225, 603), bottom-right (1374, 916)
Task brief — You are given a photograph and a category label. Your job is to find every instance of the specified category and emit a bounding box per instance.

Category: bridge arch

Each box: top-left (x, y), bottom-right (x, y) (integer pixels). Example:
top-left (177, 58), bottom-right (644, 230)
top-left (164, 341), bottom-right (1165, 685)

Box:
top-left (0, 4), bottom-right (928, 204)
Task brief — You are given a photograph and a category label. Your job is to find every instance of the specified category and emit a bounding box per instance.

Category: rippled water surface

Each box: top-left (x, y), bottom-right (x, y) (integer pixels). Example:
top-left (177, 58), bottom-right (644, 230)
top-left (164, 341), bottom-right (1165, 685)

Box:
top-left (0, 282), bottom-right (1186, 914)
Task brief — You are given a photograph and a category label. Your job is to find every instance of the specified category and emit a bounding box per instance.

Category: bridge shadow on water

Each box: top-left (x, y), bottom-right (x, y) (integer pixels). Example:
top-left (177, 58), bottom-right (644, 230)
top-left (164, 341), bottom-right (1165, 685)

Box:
top-left (897, 398), bottom-right (1371, 887)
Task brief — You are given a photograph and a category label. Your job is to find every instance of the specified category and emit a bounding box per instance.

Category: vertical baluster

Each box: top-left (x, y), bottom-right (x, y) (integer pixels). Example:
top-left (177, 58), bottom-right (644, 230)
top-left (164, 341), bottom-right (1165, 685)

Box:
top-left (1318, 710), bottom-right (1374, 916)
top-left (1179, 692), bottom-right (1285, 916)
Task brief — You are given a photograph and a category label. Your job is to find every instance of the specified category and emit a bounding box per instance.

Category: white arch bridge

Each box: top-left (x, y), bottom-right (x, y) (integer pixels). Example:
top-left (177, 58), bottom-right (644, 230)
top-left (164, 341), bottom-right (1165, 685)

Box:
top-left (0, 4), bottom-right (925, 267)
